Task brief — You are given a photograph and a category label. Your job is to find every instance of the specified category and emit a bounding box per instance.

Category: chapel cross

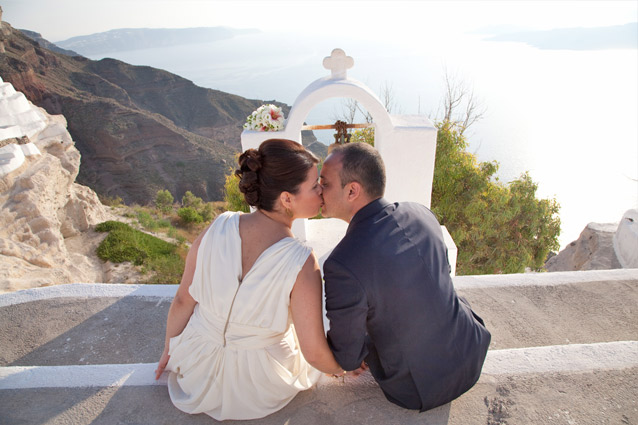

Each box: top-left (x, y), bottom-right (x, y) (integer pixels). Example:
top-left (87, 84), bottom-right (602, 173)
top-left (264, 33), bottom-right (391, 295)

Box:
top-left (323, 48), bottom-right (354, 80)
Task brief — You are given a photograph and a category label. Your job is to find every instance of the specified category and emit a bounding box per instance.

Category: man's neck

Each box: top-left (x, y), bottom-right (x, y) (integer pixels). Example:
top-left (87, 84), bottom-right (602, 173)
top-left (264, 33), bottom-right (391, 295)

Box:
top-left (345, 196), bottom-right (380, 223)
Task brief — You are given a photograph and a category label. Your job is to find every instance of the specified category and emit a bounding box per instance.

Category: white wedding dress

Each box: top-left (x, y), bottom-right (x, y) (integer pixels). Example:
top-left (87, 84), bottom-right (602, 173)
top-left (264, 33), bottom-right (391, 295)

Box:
top-left (166, 211), bottom-right (321, 420)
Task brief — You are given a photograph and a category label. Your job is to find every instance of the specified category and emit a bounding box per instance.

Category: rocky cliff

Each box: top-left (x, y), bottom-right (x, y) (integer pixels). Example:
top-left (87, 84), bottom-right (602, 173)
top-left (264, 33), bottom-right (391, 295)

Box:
top-left (545, 223), bottom-right (622, 272)
top-left (0, 74), bottom-right (113, 293)
top-left (0, 19), bottom-right (291, 205)
top-left (17, 29), bottom-right (80, 57)
top-left (545, 209), bottom-right (638, 272)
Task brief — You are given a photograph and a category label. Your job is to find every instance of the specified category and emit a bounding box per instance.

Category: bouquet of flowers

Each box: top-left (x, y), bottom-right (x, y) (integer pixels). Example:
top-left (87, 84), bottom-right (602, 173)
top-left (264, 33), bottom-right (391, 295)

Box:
top-left (243, 104), bottom-right (285, 131)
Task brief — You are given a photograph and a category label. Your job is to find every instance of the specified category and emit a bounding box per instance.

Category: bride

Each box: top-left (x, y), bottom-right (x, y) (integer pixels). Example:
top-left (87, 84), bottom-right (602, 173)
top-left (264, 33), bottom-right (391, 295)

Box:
top-left (155, 139), bottom-right (345, 420)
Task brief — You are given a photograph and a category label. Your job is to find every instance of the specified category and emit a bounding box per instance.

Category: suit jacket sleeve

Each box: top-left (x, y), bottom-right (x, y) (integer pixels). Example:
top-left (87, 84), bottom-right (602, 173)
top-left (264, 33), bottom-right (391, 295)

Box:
top-left (324, 256), bottom-right (369, 371)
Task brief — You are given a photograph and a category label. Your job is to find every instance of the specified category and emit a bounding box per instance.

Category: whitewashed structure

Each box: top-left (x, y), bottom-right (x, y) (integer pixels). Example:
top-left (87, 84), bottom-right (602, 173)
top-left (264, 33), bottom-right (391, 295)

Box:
top-left (0, 77), bottom-right (43, 176)
top-left (241, 49), bottom-right (457, 274)
top-left (613, 209), bottom-right (638, 268)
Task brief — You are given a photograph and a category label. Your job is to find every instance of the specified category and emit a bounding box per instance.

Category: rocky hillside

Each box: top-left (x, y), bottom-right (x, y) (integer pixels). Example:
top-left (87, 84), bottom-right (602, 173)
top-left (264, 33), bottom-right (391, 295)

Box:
top-left (0, 19), bottom-right (320, 205)
top-left (17, 29), bottom-right (79, 56)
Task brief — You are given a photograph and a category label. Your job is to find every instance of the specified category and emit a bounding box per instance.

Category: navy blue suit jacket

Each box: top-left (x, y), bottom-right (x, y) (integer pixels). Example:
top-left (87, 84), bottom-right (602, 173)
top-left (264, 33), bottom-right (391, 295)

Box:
top-left (324, 198), bottom-right (491, 411)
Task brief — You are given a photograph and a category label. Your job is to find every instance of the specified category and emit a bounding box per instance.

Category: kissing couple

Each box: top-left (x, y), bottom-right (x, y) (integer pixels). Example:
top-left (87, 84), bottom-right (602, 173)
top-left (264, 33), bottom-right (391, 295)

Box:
top-left (155, 139), bottom-right (491, 420)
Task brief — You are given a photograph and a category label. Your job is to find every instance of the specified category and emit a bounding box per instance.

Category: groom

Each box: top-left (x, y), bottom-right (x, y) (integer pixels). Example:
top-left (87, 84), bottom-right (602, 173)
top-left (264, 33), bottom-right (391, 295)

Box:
top-left (320, 142), bottom-right (491, 411)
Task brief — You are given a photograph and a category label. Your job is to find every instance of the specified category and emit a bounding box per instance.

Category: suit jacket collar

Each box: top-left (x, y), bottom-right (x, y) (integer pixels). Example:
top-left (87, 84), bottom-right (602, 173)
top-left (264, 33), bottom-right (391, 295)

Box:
top-left (347, 197), bottom-right (391, 234)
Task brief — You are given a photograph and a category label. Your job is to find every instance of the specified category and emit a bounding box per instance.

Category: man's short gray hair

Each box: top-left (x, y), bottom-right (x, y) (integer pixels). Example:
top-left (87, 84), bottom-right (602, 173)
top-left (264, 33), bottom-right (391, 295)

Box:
top-left (332, 142), bottom-right (385, 199)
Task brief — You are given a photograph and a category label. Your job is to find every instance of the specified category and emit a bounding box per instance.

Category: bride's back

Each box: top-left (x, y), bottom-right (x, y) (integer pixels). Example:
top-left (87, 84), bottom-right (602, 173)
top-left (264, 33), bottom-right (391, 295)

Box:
top-left (161, 140), bottom-right (336, 420)
top-left (238, 211), bottom-right (293, 282)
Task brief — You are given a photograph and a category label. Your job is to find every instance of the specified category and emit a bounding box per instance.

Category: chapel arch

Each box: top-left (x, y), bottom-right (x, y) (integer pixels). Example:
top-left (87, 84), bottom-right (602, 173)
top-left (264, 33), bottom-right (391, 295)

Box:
top-left (241, 49), bottom-right (440, 255)
top-left (284, 79), bottom-right (394, 152)
top-left (300, 97), bottom-right (377, 149)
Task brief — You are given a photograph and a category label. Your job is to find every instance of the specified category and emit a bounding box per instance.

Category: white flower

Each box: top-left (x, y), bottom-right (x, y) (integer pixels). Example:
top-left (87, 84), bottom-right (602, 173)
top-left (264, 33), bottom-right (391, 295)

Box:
top-left (244, 104), bottom-right (285, 131)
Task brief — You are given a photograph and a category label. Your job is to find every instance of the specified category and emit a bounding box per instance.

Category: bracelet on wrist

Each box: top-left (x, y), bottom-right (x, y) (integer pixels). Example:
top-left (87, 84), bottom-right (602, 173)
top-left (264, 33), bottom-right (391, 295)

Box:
top-left (332, 369), bottom-right (346, 378)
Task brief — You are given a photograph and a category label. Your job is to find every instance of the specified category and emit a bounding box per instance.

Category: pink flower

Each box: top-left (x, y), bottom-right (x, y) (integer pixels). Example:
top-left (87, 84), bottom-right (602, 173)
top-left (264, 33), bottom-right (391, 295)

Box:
top-left (269, 108), bottom-right (281, 121)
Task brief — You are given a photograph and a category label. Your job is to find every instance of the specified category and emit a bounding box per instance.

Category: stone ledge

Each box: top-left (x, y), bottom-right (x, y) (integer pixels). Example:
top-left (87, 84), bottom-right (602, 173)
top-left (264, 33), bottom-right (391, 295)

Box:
top-left (0, 283), bottom-right (176, 307)
top-left (1, 367), bottom-right (636, 424)
top-left (453, 267), bottom-right (638, 289)
top-left (2, 341), bottom-right (636, 390)
top-left (3, 268), bottom-right (636, 307)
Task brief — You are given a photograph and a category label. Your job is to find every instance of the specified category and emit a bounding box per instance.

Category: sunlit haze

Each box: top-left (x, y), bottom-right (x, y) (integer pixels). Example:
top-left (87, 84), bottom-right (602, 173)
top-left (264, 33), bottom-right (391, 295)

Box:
top-left (2, 0), bottom-right (636, 42)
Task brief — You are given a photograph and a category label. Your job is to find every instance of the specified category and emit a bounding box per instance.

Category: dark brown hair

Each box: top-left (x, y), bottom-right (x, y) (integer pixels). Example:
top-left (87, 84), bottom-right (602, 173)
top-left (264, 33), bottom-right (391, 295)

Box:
top-left (235, 139), bottom-right (319, 211)
top-left (331, 142), bottom-right (385, 199)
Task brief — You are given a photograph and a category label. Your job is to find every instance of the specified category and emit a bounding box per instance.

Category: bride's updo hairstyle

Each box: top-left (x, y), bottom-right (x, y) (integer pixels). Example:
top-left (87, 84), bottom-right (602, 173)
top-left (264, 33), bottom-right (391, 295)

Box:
top-left (235, 139), bottom-right (319, 212)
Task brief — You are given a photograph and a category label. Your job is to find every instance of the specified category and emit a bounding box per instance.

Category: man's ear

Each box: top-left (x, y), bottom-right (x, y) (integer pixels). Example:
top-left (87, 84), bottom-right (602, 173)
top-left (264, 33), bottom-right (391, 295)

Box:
top-left (346, 182), bottom-right (362, 202)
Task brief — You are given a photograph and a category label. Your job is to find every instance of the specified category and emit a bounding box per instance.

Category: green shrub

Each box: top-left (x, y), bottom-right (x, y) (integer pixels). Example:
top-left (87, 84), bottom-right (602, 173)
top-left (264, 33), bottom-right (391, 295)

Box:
top-left (96, 221), bottom-right (184, 281)
top-left (155, 189), bottom-right (174, 214)
top-left (157, 218), bottom-right (171, 228)
top-left (136, 210), bottom-right (158, 231)
top-left (181, 191), bottom-right (203, 210)
top-left (96, 221), bottom-right (130, 232)
top-left (200, 203), bottom-right (215, 222)
top-left (99, 194), bottom-right (124, 207)
top-left (431, 121), bottom-right (560, 275)
top-left (142, 254), bottom-right (186, 284)
top-left (224, 172), bottom-right (250, 212)
top-left (178, 207), bottom-right (203, 224)
top-left (350, 127), bottom-right (375, 146)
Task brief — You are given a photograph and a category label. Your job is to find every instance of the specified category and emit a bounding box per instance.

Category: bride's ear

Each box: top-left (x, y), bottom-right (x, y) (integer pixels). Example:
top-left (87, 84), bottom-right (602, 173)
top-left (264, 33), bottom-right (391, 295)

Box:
top-left (279, 191), bottom-right (293, 212)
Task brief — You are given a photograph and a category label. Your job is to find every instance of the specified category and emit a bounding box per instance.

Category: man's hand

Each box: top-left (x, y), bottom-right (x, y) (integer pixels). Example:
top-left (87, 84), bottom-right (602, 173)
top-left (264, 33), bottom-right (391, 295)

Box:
top-left (348, 361), bottom-right (369, 377)
top-left (323, 361), bottom-right (369, 381)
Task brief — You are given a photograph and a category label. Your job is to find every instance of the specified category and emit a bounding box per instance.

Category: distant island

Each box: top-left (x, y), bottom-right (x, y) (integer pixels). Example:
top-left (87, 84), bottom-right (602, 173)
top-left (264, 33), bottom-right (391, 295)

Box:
top-left (55, 26), bottom-right (261, 56)
top-left (481, 22), bottom-right (638, 51)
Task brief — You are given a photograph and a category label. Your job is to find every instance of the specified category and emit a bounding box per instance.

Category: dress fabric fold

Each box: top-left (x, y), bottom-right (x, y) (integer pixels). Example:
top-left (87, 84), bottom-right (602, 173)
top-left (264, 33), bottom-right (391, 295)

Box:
top-left (166, 211), bottom-right (321, 420)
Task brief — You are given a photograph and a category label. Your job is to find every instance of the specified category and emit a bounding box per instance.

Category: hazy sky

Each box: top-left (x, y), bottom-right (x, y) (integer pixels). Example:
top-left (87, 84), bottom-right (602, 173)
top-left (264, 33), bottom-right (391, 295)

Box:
top-left (2, 0), bottom-right (637, 42)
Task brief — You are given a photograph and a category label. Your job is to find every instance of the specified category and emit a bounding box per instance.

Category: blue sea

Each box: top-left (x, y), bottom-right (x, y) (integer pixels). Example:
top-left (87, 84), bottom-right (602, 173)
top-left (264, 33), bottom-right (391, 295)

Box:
top-left (88, 31), bottom-right (638, 250)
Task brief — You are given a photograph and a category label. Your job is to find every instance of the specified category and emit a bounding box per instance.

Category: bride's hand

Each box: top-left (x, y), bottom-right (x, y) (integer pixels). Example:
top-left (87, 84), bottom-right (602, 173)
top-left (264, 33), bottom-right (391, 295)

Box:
top-left (155, 348), bottom-right (170, 380)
